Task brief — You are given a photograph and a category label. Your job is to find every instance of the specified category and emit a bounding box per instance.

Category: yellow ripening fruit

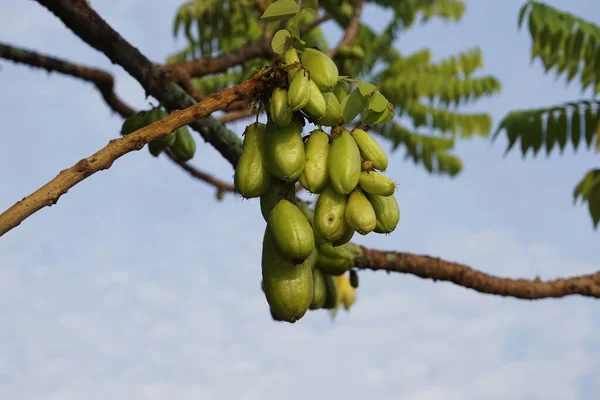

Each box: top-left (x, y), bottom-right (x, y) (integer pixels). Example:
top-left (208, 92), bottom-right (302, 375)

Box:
top-left (358, 170), bottom-right (396, 196)
top-left (328, 131), bottom-right (361, 195)
top-left (333, 81), bottom-right (349, 103)
top-left (366, 192), bottom-right (400, 234)
top-left (262, 228), bottom-right (313, 323)
top-left (299, 130), bottom-right (330, 193)
top-left (269, 88), bottom-right (293, 127)
top-left (268, 199), bottom-right (315, 264)
top-left (302, 79), bottom-right (327, 120)
top-left (345, 188), bottom-right (377, 235)
top-left (318, 92), bottom-right (342, 127)
top-left (284, 48), bottom-right (301, 80)
top-left (264, 120), bottom-right (305, 182)
top-left (331, 225), bottom-right (355, 247)
top-left (350, 128), bottom-right (388, 171)
top-left (314, 185), bottom-right (348, 242)
top-left (322, 272), bottom-right (338, 309)
top-left (234, 122), bottom-right (270, 198)
top-left (259, 179), bottom-right (296, 222)
top-left (310, 267), bottom-right (327, 310)
top-left (301, 48), bottom-right (339, 92)
top-left (287, 69), bottom-right (311, 111)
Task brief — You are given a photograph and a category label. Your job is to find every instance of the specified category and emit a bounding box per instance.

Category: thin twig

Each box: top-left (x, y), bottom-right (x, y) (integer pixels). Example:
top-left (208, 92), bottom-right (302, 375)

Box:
top-left (219, 109), bottom-right (254, 124)
top-left (0, 78), bottom-right (263, 237)
top-left (0, 41), bottom-right (134, 118)
top-left (163, 149), bottom-right (236, 192)
top-left (355, 246), bottom-right (600, 299)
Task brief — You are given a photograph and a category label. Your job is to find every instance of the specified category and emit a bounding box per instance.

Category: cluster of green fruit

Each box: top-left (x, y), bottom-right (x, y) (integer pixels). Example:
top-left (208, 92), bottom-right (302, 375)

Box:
top-left (234, 43), bottom-right (400, 323)
top-left (121, 107), bottom-right (196, 161)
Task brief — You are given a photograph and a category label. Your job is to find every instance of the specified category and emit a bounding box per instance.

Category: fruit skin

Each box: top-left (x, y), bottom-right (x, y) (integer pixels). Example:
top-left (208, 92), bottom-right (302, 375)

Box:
top-left (318, 92), bottom-right (342, 127)
top-left (284, 48), bottom-right (301, 80)
top-left (322, 273), bottom-right (338, 309)
top-left (287, 70), bottom-right (311, 111)
top-left (269, 88), bottom-right (293, 127)
top-left (345, 188), bottom-right (377, 235)
top-left (349, 270), bottom-right (359, 288)
top-left (264, 120), bottom-right (305, 182)
top-left (268, 199), bottom-right (315, 264)
top-left (350, 128), bottom-right (388, 171)
top-left (331, 226), bottom-right (355, 247)
top-left (316, 243), bottom-right (354, 275)
top-left (314, 185), bottom-right (348, 242)
top-left (262, 228), bottom-right (313, 323)
top-left (299, 130), bottom-right (330, 193)
top-left (234, 122), bottom-right (271, 198)
top-left (310, 267), bottom-right (327, 310)
top-left (169, 126), bottom-right (196, 161)
top-left (302, 79), bottom-right (327, 121)
top-left (301, 48), bottom-right (339, 92)
top-left (328, 131), bottom-right (361, 195)
top-left (367, 192), bottom-right (400, 234)
top-left (259, 179), bottom-right (296, 222)
top-left (358, 170), bottom-right (396, 197)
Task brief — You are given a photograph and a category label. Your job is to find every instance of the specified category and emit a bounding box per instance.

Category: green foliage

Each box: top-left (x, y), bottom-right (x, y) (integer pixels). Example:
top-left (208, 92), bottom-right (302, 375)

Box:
top-left (519, 0), bottom-right (600, 94)
top-left (573, 169), bottom-right (600, 228)
top-left (494, 100), bottom-right (599, 157)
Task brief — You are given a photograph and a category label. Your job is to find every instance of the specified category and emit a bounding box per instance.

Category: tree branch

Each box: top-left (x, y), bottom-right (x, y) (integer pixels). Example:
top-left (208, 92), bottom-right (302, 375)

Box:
top-left (163, 149), bottom-right (236, 192)
top-left (355, 246), bottom-right (600, 299)
top-left (0, 78), bottom-right (263, 238)
top-left (329, 0), bottom-right (364, 58)
top-left (219, 109), bottom-right (254, 124)
top-left (0, 41), bottom-right (134, 118)
top-left (36, 0), bottom-right (245, 166)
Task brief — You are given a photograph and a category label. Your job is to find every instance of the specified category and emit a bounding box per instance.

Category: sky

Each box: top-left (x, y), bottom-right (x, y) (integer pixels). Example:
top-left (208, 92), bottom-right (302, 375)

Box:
top-left (0, 0), bottom-right (599, 399)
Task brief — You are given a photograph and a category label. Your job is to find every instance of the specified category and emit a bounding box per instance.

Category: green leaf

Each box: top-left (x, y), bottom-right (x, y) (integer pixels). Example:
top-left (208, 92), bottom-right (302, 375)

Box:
top-left (546, 112), bottom-right (558, 155)
top-left (302, 0), bottom-right (318, 14)
top-left (357, 80), bottom-right (377, 97)
top-left (368, 91), bottom-right (388, 113)
top-left (341, 88), bottom-right (368, 124)
top-left (260, 0), bottom-right (298, 23)
top-left (556, 110), bottom-right (568, 152)
top-left (271, 29), bottom-right (291, 55)
top-left (530, 115), bottom-right (543, 155)
top-left (588, 181), bottom-right (600, 228)
top-left (571, 109), bottom-right (582, 150)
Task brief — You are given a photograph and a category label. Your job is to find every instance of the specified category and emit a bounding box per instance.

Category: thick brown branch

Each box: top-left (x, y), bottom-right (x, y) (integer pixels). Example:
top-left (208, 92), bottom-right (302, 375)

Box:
top-left (0, 41), bottom-right (134, 118)
top-left (0, 78), bottom-right (263, 237)
top-left (329, 0), bottom-right (364, 58)
top-left (355, 246), bottom-right (600, 299)
top-left (163, 149), bottom-right (236, 192)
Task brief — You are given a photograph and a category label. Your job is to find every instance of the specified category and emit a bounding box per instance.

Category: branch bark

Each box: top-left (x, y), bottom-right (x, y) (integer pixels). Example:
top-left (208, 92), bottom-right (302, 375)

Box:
top-left (0, 41), bottom-right (134, 118)
top-left (355, 246), bottom-right (600, 299)
top-left (329, 0), bottom-right (364, 58)
top-left (36, 0), bottom-right (245, 166)
top-left (0, 78), bottom-right (262, 237)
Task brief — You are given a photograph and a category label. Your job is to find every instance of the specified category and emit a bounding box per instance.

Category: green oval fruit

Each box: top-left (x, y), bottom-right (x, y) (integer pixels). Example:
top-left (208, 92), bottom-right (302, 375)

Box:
top-left (268, 199), bottom-right (315, 264)
top-left (269, 88), bottom-right (293, 127)
top-left (322, 273), bottom-right (338, 309)
top-left (310, 267), bottom-right (327, 310)
top-left (302, 79), bottom-right (327, 120)
top-left (287, 70), bottom-right (311, 111)
top-left (284, 48), bottom-right (301, 80)
top-left (316, 246), bottom-right (353, 276)
top-left (301, 48), bottom-right (339, 92)
top-left (262, 228), bottom-right (313, 323)
top-left (314, 185), bottom-right (348, 242)
top-left (234, 122), bottom-right (270, 198)
top-left (328, 131), bottom-right (361, 195)
top-left (345, 188), bottom-right (377, 235)
top-left (349, 270), bottom-right (359, 288)
top-left (333, 81), bottom-right (349, 103)
top-left (331, 225), bottom-right (355, 247)
top-left (259, 179), bottom-right (296, 222)
top-left (318, 242), bottom-right (354, 261)
top-left (359, 170), bottom-right (396, 196)
top-left (367, 192), bottom-right (400, 234)
top-left (264, 121), bottom-right (305, 181)
top-left (299, 130), bottom-right (330, 193)
top-left (350, 128), bottom-right (388, 171)
top-left (170, 126), bottom-right (196, 161)
top-left (318, 92), bottom-right (342, 127)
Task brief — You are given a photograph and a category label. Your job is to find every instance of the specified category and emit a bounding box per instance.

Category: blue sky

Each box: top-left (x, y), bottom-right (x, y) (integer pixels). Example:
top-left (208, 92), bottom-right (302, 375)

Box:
top-left (0, 0), bottom-right (599, 398)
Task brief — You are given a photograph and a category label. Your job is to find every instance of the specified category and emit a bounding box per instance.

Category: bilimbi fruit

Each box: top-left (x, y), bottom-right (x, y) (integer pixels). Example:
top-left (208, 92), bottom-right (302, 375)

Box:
top-left (232, 27), bottom-right (402, 323)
